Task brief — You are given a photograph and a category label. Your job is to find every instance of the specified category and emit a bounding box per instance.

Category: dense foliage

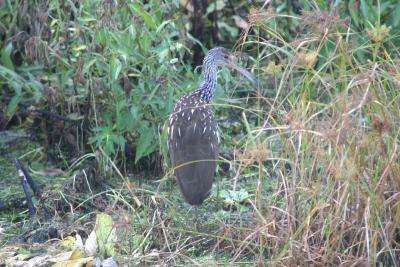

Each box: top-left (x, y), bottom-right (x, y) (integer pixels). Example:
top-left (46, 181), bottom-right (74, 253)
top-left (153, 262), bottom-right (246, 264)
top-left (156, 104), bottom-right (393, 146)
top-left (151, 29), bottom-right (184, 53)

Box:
top-left (1, 0), bottom-right (400, 265)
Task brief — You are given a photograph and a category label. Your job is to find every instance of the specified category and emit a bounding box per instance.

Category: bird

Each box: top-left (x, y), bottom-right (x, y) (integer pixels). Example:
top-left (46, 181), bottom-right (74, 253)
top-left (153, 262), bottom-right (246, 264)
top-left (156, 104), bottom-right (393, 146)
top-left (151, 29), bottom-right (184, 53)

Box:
top-left (168, 47), bottom-right (258, 206)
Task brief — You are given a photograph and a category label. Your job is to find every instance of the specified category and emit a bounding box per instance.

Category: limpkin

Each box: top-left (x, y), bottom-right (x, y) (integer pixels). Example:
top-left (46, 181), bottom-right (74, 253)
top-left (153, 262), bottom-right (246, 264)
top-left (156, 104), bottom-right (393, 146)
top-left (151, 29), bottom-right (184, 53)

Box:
top-left (168, 47), bottom-right (257, 205)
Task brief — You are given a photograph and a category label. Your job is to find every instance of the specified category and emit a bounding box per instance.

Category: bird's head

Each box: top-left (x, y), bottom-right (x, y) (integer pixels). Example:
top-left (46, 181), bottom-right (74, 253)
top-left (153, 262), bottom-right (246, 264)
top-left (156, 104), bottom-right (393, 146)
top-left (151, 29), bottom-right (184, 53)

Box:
top-left (204, 47), bottom-right (259, 87)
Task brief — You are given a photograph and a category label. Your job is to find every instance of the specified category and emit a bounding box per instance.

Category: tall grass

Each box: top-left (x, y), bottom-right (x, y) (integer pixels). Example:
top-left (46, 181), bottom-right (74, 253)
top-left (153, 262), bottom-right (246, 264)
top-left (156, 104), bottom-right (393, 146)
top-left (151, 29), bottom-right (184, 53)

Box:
top-left (1, 1), bottom-right (399, 266)
top-left (112, 6), bottom-right (399, 266)
top-left (221, 7), bottom-right (400, 266)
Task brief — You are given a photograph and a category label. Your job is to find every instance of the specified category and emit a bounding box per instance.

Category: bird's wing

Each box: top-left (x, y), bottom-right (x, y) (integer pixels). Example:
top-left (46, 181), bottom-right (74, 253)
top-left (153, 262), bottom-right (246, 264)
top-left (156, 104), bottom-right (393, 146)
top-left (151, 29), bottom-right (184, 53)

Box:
top-left (168, 107), bottom-right (219, 205)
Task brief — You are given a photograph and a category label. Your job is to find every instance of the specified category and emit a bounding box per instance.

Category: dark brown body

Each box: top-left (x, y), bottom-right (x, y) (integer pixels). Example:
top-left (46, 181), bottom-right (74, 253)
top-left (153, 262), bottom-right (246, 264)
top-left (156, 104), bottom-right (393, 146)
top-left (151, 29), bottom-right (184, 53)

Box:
top-left (168, 91), bottom-right (219, 205)
top-left (168, 47), bottom-right (257, 206)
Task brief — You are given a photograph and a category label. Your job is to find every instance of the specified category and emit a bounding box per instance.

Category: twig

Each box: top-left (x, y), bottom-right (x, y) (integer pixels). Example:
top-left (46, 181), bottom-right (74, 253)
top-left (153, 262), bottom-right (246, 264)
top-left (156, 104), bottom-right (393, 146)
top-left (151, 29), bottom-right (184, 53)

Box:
top-left (14, 159), bottom-right (35, 217)
top-left (32, 109), bottom-right (84, 127)
top-left (17, 159), bottom-right (42, 198)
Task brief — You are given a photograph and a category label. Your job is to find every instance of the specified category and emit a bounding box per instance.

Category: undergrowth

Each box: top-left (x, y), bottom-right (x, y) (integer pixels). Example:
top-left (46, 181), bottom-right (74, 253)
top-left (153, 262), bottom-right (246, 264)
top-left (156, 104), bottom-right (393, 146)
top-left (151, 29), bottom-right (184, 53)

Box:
top-left (219, 6), bottom-right (400, 266)
top-left (1, 0), bottom-right (400, 266)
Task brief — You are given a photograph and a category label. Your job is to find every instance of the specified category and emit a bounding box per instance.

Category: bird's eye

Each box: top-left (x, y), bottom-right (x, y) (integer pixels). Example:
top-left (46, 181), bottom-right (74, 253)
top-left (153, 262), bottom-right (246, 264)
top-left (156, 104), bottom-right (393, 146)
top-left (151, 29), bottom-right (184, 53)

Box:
top-left (224, 55), bottom-right (229, 59)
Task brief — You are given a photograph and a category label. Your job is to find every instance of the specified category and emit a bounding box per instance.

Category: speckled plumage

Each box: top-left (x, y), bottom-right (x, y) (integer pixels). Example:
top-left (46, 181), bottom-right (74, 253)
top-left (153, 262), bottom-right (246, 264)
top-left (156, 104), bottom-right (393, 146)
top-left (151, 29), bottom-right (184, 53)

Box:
top-left (168, 47), bottom-right (256, 206)
top-left (168, 89), bottom-right (219, 205)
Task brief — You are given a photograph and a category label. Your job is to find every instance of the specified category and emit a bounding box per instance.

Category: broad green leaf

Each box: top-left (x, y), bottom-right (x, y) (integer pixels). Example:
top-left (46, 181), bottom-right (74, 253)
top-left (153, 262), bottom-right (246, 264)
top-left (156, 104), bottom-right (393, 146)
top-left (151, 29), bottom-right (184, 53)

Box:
top-left (60, 236), bottom-right (78, 250)
top-left (131, 3), bottom-right (157, 30)
top-left (95, 213), bottom-right (116, 258)
top-left (276, 1), bottom-right (287, 13)
top-left (141, 11), bottom-right (158, 30)
top-left (103, 112), bottom-right (112, 126)
top-left (83, 58), bottom-right (97, 74)
top-left (348, 0), bottom-right (360, 27)
top-left (235, 189), bottom-right (250, 203)
top-left (128, 25), bottom-right (137, 41)
top-left (70, 249), bottom-right (85, 260)
top-left (31, 81), bottom-right (44, 103)
top-left (218, 190), bottom-right (231, 200)
top-left (116, 113), bottom-right (126, 131)
top-left (160, 121), bottom-right (169, 165)
top-left (217, 21), bottom-right (239, 38)
top-left (158, 48), bottom-right (169, 63)
top-left (379, 2), bottom-right (391, 14)
top-left (360, 0), bottom-right (376, 24)
top-left (96, 29), bottom-right (108, 45)
top-left (105, 138), bottom-right (115, 155)
top-left (206, 0), bottom-right (225, 15)
top-left (7, 94), bottom-right (21, 116)
top-left (135, 124), bottom-right (156, 163)
top-left (10, 80), bottom-right (22, 95)
top-left (110, 135), bottom-right (126, 151)
top-left (110, 58), bottom-right (122, 80)
top-left (1, 43), bottom-right (14, 71)
top-left (141, 33), bottom-right (151, 52)
top-left (388, 4), bottom-right (400, 28)
top-left (117, 110), bottom-right (137, 131)
top-left (156, 20), bottom-right (172, 33)
top-left (153, 1), bottom-right (162, 23)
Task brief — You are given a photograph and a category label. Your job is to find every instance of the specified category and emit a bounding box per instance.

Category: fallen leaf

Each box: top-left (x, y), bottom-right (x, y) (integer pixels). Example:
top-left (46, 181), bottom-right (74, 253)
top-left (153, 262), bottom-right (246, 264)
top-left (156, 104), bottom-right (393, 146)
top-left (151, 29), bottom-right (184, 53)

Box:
top-left (85, 230), bottom-right (97, 257)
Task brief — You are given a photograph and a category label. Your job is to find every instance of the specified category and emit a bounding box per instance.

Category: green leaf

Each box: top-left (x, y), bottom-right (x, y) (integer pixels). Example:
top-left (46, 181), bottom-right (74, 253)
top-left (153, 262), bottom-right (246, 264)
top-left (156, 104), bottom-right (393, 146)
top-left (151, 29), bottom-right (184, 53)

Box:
top-left (105, 137), bottom-right (116, 155)
top-left (348, 0), bottom-right (360, 27)
top-left (117, 110), bottom-right (137, 131)
top-left (360, 0), bottom-right (376, 24)
top-left (6, 81), bottom-right (22, 116)
top-left (156, 20), bottom-right (172, 33)
top-left (110, 135), bottom-right (126, 151)
top-left (95, 213), bottom-right (116, 258)
top-left (10, 80), bottom-right (22, 95)
top-left (103, 112), bottom-right (113, 126)
top-left (130, 105), bottom-right (140, 120)
top-left (141, 10), bottom-right (157, 30)
top-left (219, 190), bottom-right (231, 199)
top-left (83, 58), bottom-right (97, 74)
top-left (135, 124), bottom-right (156, 163)
top-left (206, 0), bottom-right (225, 15)
top-left (160, 121), bottom-right (169, 165)
top-left (235, 189), bottom-right (250, 203)
top-left (158, 48), bottom-right (169, 63)
top-left (131, 3), bottom-right (157, 30)
top-left (96, 29), bottom-right (108, 45)
top-left (7, 94), bottom-right (21, 116)
top-left (110, 58), bottom-right (122, 80)
top-left (388, 4), bottom-right (400, 28)
top-left (1, 43), bottom-right (15, 71)
top-left (217, 21), bottom-right (239, 38)
top-left (141, 33), bottom-right (152, 52)
top-left (218, 189), bottom-right (250, 206)
top-left (128, 24), bottom-right (137, 41)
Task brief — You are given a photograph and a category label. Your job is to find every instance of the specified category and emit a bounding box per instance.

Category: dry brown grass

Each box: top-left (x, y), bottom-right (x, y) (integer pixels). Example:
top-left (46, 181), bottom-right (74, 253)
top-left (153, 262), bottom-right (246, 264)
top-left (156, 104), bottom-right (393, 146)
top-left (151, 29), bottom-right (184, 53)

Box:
top-left (221, 8), bottom-right (400, 266)
top-left (116, 12), bottom-right (399, 264)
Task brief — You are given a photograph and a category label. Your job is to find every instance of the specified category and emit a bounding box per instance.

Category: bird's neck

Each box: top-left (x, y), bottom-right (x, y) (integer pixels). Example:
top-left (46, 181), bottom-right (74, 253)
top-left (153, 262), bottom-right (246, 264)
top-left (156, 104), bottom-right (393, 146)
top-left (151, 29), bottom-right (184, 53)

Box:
top-left (196, 62), bottom-right (217, 103)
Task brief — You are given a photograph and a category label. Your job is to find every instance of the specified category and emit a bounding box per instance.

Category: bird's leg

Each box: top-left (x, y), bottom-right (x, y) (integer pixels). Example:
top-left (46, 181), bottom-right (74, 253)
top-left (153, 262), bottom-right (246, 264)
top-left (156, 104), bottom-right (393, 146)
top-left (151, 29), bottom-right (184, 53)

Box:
top-left (192, 205), bottom-right (201, 232)
top-left (216, 178), bottom-right (223, 211)
top-left (193, 205), bottom-right (198, 231)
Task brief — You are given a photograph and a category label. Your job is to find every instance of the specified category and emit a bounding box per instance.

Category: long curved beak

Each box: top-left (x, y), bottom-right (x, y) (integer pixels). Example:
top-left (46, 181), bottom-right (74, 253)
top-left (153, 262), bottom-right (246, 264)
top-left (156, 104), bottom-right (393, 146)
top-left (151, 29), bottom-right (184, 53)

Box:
top-left (226, 58), bottom-right (260, 89)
